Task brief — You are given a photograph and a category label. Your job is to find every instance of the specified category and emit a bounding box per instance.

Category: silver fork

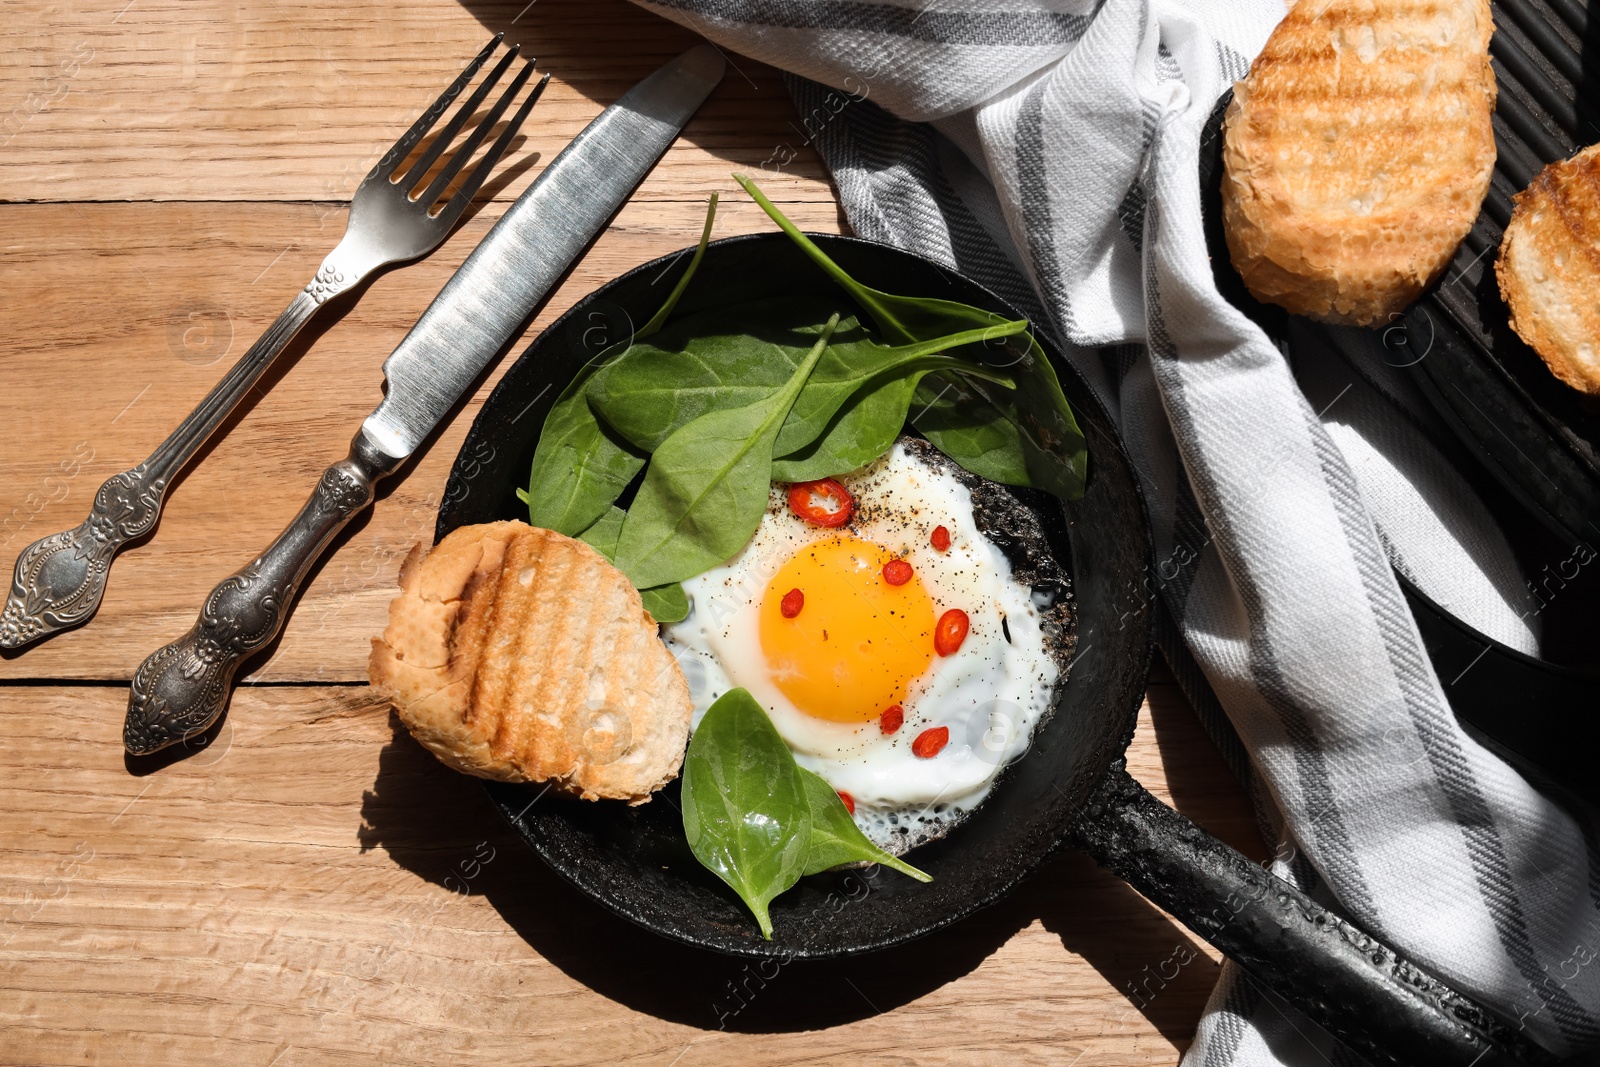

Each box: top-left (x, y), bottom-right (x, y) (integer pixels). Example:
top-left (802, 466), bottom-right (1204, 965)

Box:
top-left (0, 35), bottom-right (549, 650)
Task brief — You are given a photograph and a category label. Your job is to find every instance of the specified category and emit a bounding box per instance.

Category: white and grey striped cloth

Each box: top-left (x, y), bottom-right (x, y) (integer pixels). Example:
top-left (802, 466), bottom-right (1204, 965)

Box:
top-left (630, 0), bottom-right (1600, 1061)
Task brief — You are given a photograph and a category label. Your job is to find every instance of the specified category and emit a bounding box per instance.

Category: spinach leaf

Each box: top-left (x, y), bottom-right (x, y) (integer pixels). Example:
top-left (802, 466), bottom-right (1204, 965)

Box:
top-left (588, 298), bottom-right (853, 453)
top-left (737, 174), bottom-right (1088, 499)
top-left (590, 296), bottom-right (1021, 462)
top-left (772, 326), bottom-right (1022, 459)
top-left (524, 364), bottom-right (647, 537)
top-left (681, 689), bottom-right (812, 939)
top-left (772, 373), bottom-right (918, 482)
top-left (772, 354), bottom-right (1017, 482)
top-left (577, 507), bottom-right (689, 624)
top-left (576, 504), bottom-right (625, 554)
top-left (917, 350), bottom-right (1087, 501)
top-left (638, 191), bottom-right (718, 338)
top-left (797, 767), bottom-right (931, 882)
top-left (739, 174), bottom-right (1019, 346)
top-left (640, 582), bottom-right (689, 624)
top-left (524, 194), bottom-right (720, 533)
top-left (907, 372), bottom-right (1032, 486)
top-left (682, 689), bottom-right (934, 937)
top-left (613, 316), bottom-right (839, 590)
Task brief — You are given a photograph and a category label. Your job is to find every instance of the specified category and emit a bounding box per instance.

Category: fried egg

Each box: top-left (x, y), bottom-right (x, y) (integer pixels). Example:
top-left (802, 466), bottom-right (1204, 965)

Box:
top-left (662, 438), bottom-right (1062, 855)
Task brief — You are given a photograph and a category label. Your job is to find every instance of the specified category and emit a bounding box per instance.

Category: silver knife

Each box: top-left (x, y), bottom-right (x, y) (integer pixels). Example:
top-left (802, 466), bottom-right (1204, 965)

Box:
top-left (123, 45), bottom-right (725, 755)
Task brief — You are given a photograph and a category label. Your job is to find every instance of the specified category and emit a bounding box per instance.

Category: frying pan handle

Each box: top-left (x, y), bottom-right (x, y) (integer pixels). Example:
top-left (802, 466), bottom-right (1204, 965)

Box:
top-left (1069, 761), bottom-right (1553, 1067)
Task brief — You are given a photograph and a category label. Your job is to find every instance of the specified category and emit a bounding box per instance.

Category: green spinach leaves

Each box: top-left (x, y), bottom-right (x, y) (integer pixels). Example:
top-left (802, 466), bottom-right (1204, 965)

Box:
top-left (681, 688), bottom-right (813, 939)
top-left (735, 174), bottom-right (1087, 499)
top-left (524, 193), bottom-right (721, 538)
top-left (587, 298), bottom-right (849, 454)
top-left (613, 316), bottom-right (839, 589)
top-left (588, 296), bottom-right (1024, 486)
top-left (524, 362), bottom-right (646, 538)
top-left (522, 177), bottom-right (1088, 631)
top-left (795, 767), bottom-right (930, 882)
top-left (574, 506), bottom-right (689, 623)
top-left (682, 689), bottom-right (929, 938)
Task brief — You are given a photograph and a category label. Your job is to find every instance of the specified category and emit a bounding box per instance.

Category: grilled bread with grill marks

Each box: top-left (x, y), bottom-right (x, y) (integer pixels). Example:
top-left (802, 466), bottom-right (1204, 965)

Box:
top-left (1497, 143), bottom-right (1600, 394)
top-left (369, 521), bottom-right (692, 803)
top-left (1222, 0), bottom-right (1497, 326)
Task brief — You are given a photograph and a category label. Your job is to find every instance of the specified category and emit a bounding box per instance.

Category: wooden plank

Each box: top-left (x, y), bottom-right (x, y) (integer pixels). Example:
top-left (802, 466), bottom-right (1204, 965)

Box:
top-left (0, 195), bottom-right (843, 681)
top-left (0, 0), bottom-right (834, 203)
top-left (0, 681), bottom-right (1265, 1067)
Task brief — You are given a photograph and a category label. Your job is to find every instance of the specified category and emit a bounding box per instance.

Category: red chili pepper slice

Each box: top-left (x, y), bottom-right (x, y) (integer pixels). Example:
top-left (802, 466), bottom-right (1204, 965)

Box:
top-left (930, 525), bottom-right (951, 552)
top-left (912, 726), bottom-right (949, 759)
top-left (879, 705), bottom-right (903, 735)
top-left (837, 791), bottom-right (855, 815)
top-left (881, 558), bottom-right (913, 586)
top-left (780, 588), bottom-right (804, 618)
top-left (787, 478), bottom-right (855, 528)
top-left (934, 609), bottom-right (969, 656)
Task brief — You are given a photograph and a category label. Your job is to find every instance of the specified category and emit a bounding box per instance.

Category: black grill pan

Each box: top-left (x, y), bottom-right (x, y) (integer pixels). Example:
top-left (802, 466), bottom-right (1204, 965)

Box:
top-left (1398, 0), bottom-right (1600, 548)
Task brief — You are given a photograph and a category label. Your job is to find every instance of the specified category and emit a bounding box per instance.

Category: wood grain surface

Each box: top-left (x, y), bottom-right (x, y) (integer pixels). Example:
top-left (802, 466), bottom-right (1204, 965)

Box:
top-left (0, 1), bottom-right (1265, 1063)
top-left (0, 197), bottom-right (841, 683)
top-left (0, 0), bottom-right (834, 203)
top-left (1, 681), bottom-right (1264, 1067)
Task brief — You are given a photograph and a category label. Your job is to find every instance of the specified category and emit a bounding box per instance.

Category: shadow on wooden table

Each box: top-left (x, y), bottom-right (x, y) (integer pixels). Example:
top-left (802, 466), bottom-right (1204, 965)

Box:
top-left (454, 0), bottom-right (844, 219)
top-left (0, 145), bottom-right (537, 671)
top-left (454, 0), bottom-right (723, 109)
top-left (0, 279), bottom-right (362, 666)
top-left (356, 700), bottom-right (1253, 1043)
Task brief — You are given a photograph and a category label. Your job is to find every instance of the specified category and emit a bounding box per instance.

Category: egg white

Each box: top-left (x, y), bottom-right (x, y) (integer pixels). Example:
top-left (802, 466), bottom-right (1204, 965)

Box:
top-left (662, 440), bottom-right (1059, 854)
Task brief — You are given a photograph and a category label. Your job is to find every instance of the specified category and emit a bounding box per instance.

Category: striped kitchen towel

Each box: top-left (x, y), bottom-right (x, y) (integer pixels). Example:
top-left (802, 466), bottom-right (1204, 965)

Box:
top-left (629, 0), bottom-right (1600, 1061)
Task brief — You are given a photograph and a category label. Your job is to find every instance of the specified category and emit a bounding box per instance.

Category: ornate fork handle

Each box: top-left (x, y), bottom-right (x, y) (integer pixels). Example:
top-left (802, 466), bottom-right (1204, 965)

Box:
top-left (124, 427), bottom-right (402, 754)
top-left (3, 38), bottom-right (543, 652)
top-left (0, 257), bottom-right (360, 650)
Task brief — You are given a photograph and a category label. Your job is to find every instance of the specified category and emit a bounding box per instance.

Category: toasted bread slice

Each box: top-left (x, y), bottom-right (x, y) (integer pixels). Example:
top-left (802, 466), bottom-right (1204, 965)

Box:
top-left (369, 520), bottom-right (692, 803)
top-left (1496, 143), bottom-right (1600, 394)
top-left (1222, 0), bottom-right (1497, 326)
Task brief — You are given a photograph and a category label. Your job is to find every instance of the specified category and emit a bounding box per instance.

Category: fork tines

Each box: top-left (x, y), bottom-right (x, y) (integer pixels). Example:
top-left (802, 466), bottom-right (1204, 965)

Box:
top-left (374, 35), bottom-right (550, 223)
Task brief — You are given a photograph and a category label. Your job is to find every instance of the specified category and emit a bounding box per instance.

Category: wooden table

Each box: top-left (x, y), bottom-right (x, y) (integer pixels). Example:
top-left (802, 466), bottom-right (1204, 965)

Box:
top-left (0, 2), bottom-right (1266, 1063)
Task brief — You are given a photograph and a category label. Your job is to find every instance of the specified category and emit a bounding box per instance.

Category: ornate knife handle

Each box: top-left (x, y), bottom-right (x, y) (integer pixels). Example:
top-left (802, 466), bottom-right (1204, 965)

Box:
top-left (124, 427), bottom-right (402, 755)
top-left (1, 258), bottom-right (360, 651)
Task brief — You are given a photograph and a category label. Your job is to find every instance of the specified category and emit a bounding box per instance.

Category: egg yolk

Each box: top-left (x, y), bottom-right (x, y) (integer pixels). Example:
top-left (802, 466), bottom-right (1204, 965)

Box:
top-left (759, 535), bottom-right (935, 723)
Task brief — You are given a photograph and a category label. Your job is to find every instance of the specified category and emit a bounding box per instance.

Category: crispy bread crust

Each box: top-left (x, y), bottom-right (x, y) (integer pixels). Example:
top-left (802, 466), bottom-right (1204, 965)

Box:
top-left (1222, 0), bottom-right (1497, 326)
top-left (1496, 142), bottom-right (1600, 394)
top-left (368, 520), bottom-right (692, 804)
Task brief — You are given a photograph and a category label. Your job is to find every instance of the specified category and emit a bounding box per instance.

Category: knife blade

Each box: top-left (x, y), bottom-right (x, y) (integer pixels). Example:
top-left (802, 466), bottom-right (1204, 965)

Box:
top-left (123, 45), bottom-right (725, 755)
top-left (371, 43), bottom-right (724, 459)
